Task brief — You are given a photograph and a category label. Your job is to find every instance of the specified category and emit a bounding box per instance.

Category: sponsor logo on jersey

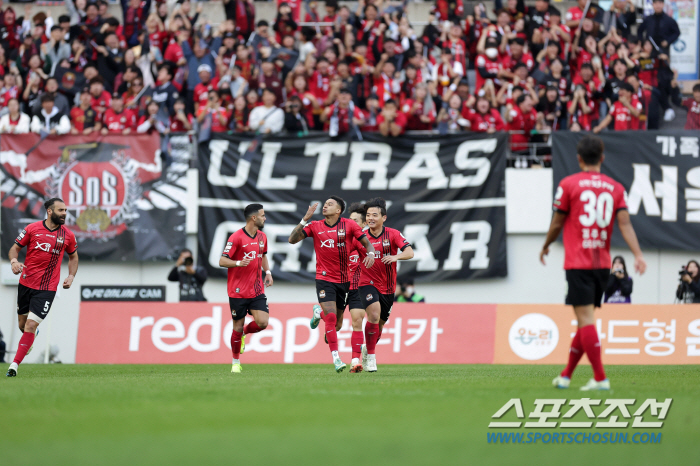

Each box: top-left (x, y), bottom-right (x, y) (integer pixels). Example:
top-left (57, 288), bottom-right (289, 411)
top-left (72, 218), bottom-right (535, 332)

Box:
top-left (243, 251), bottom-right (257, 260)
top-left (224, 242), bottom-right (233, 253)
top-left (35, 242), bottom-right (51, 252)
top-left (320, 239), bottom-right (335, 248)
top-left (350, 254), bottom-right (358, 263)
top-left (319, 290), bottom-right (326, 298)
top-left (366, 294), bottom-right (373, 301)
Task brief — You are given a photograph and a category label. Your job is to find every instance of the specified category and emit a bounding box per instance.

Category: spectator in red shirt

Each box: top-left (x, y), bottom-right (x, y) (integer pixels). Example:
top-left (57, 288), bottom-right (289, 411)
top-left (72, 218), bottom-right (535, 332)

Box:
top-left (101, 93), bottom-right (136, 134)
top-left (197, 89), bottom-right (229, 132)
top-left (169, 98), bottom-right (194, 133)
top-left (594, 83), bottom-right (642, 133)
top-left (682, 83), bottom-right (700, 130)
top-left (467, 96), bottom-right (506, 133)
top-left (70, 90), bottom-right (101, 135)
top-left (309, 57), bottom-right (334, 107)
top-left (321, 88), bottom-right (365, 138)
top-left (506, 94), bottom-right (540, 153)
top-left (89, 78), bottom-right (112, 120)
top-left (403, 83), bottom-right (437, 131)
top-left (568, 85), bottom-right (594, 132)
top-left (193, 64), bottom-right (219, 113)
top-left (377, 99), bottom-right (407, 137)
top-left (361, 94), bottom-right (381, 132)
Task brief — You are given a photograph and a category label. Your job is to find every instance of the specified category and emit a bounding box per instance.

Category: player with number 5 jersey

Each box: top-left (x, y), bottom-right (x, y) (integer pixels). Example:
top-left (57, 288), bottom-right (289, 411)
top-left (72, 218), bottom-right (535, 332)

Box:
top-left (541, 136), bottom-right (646, 391)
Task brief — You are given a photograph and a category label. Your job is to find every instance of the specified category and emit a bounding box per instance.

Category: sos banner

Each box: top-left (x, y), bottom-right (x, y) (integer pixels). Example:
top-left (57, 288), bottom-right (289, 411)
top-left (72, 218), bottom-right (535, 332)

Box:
top-left (552, 130), bottom-right (700, 251)
top-left (74, 302), bottom-right (700, 364)
top-left (0, 134), bottom-right (186, 261)
top-left (198, 132), bottom-right (508, 282)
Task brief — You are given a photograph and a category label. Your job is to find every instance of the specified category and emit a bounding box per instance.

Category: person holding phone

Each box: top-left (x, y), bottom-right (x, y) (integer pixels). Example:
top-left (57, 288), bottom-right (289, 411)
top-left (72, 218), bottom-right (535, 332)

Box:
top-left (168, 249), bottom-right (208, 302)
top-left (604, 256), bottom-right (633, 303)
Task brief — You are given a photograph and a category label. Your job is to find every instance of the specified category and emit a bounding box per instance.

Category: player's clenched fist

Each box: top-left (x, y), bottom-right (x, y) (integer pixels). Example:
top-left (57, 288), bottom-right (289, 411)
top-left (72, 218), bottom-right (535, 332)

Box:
top-left (237, 259), bottom-right (252, 267)
top-left (63, 274), bottom-right (75, 289)
top-left (11, 261), bottom-right (24, 275)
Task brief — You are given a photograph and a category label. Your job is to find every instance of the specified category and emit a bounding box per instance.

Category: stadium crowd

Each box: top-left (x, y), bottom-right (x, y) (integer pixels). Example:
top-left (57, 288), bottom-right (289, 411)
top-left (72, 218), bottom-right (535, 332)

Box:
top-left (0, 0), bottom-right (698, 157)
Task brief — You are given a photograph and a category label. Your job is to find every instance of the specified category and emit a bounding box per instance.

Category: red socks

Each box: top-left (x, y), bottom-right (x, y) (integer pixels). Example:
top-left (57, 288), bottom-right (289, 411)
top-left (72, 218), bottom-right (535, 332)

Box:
top-left (231, 330), bottom-right (243, 359)
top-left (376, 326), bottom-right (383, 343)
top-left (561, 329), bottom-right (584, 378)
top-left (13, 331), bottom-right (35, 365)
top-left (244, 321), bottom-right (263, 335)
top-left (365, 322), bottom-right (379, 354)
top-left (322, 312), bottom-right (339, 352)
top-left (351, 331), bottom-right (363, 360)
top-left (580, 324), bottom-right (606, 381)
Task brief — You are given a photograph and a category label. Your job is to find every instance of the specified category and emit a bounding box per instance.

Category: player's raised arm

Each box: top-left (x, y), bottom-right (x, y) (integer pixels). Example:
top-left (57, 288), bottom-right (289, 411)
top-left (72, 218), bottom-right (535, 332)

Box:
top-left (616, 209), bottom-right (646, 274)
top-left (9, 243), bottom-right (24, 275)
top-left (288, 202), bottom-right (319, 244)
top-left (540, 211), bottom-right (567, 265)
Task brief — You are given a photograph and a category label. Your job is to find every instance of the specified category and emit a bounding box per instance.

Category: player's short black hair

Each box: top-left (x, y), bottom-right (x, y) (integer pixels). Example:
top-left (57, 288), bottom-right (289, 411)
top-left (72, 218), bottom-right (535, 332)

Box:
top-left (244, 203), bottom-right (264, 219)
top-left (364, 197), bottom-right (387, 216)
top-left (577, 135), bottom-right (604, 166)
top-left (348, 202), bottom-right (365, 220)
top-left (329, 196), bottom-right (346, 214)
top-left (44, 198), bottom-right (64, 212)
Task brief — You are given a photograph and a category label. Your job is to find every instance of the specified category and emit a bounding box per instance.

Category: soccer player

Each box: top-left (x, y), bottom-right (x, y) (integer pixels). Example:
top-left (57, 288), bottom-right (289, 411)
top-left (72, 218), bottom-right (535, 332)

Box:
top-left (358, 198), bottom-right (414, 372)
top-left (219, 204), bottom-right (273, 374)
top-left (540, 136), bottom-right (646, 391)
top-left (288, 197), bottom-right (376, 373)
top-left (6, 198), bottom-right (78, 377)
top-left (345, 202), bottom-right (369, 373)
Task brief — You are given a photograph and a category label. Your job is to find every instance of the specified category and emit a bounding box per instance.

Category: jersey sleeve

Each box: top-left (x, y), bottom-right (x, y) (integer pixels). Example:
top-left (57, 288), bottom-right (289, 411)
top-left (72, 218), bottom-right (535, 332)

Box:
top-left (15, 226), bottom-right (30, 247)
top-left (222, 234), bottom-right (237, 258)
top-left (615, 182), bottom-right (629, 212)
top-left (393, 229), bottom-right (411, 252)
top-left (553, 179), bottom-right (571, 213)
top-left (302, 222), bottom-right (314, 238)
top-left (65, 232), bottom-right (78, 254)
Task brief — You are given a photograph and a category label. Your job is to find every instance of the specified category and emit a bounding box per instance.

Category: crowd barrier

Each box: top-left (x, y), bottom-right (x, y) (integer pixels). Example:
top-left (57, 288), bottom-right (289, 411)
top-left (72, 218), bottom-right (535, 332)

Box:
top-left (75, 302), bottom-right (700, 365)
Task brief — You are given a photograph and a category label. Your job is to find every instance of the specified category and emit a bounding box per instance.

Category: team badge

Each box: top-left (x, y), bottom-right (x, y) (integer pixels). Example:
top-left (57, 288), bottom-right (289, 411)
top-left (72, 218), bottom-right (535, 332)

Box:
top-left (319, 290), bottom-right (326, 298)
top-left (338, 228), bottom-right (345, 240)
top-left (57, 236), bottom-right (64, 245)
top-left (366, 294), bottom-right (373, 301)
top-left (322, 271), bottom-right (327, 276)
top-left (259, 240), bottom-right (264, 248)
top-left (382, 239), bottom-right (390, 248)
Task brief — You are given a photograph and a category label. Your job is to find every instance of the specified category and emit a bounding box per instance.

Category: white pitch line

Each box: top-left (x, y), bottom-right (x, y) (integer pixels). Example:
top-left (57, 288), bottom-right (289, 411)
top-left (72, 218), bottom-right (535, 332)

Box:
top-left (404, 198), bottom-right (506, 211)
top-left (198, 198), bottom-right (298, 211)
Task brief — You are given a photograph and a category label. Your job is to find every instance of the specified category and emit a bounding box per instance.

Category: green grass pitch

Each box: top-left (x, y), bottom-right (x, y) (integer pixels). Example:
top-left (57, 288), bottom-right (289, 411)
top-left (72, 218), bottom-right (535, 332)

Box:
top-left (1, 364), bottom-right (699, 466)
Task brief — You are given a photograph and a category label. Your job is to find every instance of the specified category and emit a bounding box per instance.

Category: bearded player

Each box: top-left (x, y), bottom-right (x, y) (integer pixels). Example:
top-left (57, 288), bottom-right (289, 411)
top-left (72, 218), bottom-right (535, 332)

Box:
top-left (541, 136), bottom-right (646, 391)
top-left (7, 198), bottom-right (79, 377)
top-left (219, 204), bottom-right (273, 374)
top-left (288, 197), bottom-right (376, 373)
top-left (358, 198), bottom-right (413, 372)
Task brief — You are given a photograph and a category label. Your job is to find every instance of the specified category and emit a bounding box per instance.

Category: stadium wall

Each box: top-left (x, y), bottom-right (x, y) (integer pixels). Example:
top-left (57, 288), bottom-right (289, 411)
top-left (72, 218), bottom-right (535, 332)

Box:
top-left (1, 168), bottom-right (697, 364)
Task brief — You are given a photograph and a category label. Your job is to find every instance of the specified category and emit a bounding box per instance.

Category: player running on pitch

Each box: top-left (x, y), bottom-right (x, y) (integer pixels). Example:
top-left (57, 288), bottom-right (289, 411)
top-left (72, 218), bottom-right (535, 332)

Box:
top-left (358, 198), bottom-right (414, 372)
top-left (7, 198), bottom-right (78, 377)
top-left (219, 204), bottom-right (273, 374)
top-left (345, 203), bottom-right (369, 373)
top-left (541, 135), bottom-right (646, 391)
top-left (288, 197), bottom-right (376, 373)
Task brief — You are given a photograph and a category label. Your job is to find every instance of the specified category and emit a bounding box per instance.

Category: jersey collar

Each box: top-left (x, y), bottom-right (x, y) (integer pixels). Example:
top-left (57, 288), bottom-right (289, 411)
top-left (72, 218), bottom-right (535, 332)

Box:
top-left (242, 227), bottom-right (257, 239)
top-left (324, 217), bottom-right (341, 228)
top-left (368, 226), bottom-right (385, 239)
top-left (42, 220), bottom-right (60, 232)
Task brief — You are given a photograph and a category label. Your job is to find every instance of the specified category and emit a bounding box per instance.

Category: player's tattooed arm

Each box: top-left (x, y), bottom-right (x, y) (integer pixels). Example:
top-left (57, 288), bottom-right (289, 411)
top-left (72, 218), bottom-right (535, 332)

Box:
top-left (540, 211), bottom-right (567, 265)
top-left (288, 202), bottom-right (318, 244)
top-left (359, 236), bottom-right (376, 268)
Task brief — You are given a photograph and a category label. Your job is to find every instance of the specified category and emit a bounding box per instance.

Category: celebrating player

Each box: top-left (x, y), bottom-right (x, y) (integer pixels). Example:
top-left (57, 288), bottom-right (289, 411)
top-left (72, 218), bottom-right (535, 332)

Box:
top-left (540, 136), bottom-right (646, 391)
top-left (6, 198), bottom-right (78, 377)
top-left (288, 197), bottom-right (376, 373)
top-left (358, 198), bottom-right (414, 372)
top-left (345, 202), bottom-right (369, 373)
top-left (219, 204), bottom-right (273, 374)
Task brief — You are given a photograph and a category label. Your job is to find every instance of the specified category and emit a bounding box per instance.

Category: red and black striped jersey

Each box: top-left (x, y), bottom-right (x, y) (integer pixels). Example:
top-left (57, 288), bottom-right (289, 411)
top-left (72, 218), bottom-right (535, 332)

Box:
top-left (348, 236), bottom-right (365, 291)
top-left (303, 218), bottom-right (366, 284)
top-left (359, 226), bottom-right (411, 295)
top-left (222, 228), bottom-right (267, 298)
top-left (15, 221), bottom-right (77, 291)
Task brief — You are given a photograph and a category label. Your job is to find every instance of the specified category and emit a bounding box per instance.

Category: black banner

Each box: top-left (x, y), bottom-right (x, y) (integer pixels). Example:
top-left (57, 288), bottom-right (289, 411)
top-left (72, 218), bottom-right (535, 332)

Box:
top-left (0, 133), bottom-right (187, 261)
top-left (553, 130), bottom-right (700, 251)
top-left (198, 132), bottom-right (508, 282)
top-left (81, 285), bottom-right (166, 301)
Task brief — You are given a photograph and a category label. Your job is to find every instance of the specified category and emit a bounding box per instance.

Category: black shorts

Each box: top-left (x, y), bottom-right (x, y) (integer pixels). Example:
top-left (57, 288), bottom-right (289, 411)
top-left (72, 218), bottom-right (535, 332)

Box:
top-left (359, 285), bottom-right (394, 322)
top-left (565, 269), bottom-right (609, 308)
top-left (229, 294), bottom-right (268, 320)
top-left (347, 289), bottom-right (363, 310)
top-left (315, 280), bottom-right (349, 312)
top-left (17, 284), bottom-right (56, 322)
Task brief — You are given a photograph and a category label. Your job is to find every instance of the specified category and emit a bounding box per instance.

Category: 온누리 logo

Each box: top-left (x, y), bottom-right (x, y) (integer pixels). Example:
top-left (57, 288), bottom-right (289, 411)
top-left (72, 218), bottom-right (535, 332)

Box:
top-left (508, 313), bottom-right (559, 360)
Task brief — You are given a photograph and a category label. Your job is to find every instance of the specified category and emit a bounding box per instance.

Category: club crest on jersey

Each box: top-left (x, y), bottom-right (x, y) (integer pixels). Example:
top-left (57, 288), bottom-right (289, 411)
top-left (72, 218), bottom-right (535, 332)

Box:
top-left (57, 236), bottom-right (64, 245)
top-left (45, 141), bottom-right (141, 241)
top-left (319, 290), bottom-right (326, 298)
top-left (366, 294), bottom-right (373, 301)
top-left (382, 239), bottom-right (390, 248)
top-left (259, 240), bottom-right (264, 248)
top-left (338, 228), bottom-right (345, 240)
